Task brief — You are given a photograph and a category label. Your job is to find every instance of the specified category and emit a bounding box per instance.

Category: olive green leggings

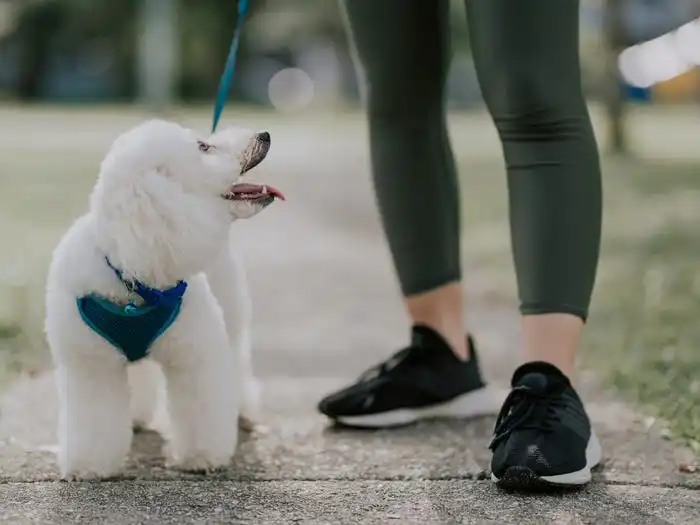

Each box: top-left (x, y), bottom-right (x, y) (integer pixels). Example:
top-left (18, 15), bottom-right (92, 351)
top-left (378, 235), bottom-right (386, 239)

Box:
top-left (342, 0), bottom-right (602, 320)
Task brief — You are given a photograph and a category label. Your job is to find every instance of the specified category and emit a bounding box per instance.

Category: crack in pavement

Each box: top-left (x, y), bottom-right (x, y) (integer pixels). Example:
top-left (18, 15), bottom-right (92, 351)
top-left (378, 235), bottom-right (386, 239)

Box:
top-left (2, 475), bottom-right (699, 490)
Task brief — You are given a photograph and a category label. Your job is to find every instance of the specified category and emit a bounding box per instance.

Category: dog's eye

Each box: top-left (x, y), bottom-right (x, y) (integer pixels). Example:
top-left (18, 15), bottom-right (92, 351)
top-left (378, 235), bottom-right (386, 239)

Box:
top-left (198, 141), bottom-right (212, 153)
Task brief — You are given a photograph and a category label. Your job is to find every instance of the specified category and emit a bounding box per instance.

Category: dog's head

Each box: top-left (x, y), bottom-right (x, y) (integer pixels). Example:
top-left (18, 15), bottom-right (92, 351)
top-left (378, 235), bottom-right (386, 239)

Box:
top-left (90, 119), bottom-right (283, 283)
top-left (205, 125), bottom-right (283, 220)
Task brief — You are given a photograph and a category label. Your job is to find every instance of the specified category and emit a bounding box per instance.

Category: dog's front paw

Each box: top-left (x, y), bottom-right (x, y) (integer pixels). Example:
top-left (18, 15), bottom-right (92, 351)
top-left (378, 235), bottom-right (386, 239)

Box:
top-left (165, 455), bottom-right (231, 474)
top-left (163, 444), bottom-right (233, 474)
top-left (58, 448), bottom-right (128, 481)
top-left (59, 467), bottom-right (123, 482)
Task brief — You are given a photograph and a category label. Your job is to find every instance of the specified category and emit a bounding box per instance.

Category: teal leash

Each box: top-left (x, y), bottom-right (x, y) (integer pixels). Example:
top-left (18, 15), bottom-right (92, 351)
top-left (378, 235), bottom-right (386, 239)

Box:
top-left (212, 0), bottom-right (248, 133)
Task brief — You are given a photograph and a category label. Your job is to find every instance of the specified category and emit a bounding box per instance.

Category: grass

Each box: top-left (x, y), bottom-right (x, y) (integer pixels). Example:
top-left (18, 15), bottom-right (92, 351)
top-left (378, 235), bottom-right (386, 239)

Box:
top-left (0, 103), bottom-right (699, 454)
top-left (586, 159), bottom-right (700, 453)
top-left (0, 150), bottom-right (95, 386)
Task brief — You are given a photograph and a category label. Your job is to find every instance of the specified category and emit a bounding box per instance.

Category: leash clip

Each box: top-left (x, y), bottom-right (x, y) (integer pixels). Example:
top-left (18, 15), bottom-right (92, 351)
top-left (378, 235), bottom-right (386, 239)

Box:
top-left (123, 279), bottom-right (136, 294)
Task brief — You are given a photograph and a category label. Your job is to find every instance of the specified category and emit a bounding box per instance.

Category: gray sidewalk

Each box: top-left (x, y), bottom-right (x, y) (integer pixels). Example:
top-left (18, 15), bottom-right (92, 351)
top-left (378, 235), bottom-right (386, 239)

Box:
top-left (1, 118), bottom-right (699, 524)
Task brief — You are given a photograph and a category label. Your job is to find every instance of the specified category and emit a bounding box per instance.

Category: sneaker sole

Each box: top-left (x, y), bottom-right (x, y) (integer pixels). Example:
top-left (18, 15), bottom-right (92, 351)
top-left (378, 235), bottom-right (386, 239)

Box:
top-left (491, 430), bottom-right (603, 490)
top-left (334, 385), bottom-right (504, 429)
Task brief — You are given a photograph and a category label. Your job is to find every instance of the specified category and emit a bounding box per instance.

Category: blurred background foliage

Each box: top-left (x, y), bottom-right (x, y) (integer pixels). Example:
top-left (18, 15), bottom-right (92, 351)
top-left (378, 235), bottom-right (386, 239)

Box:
top-left (0, 0), bottom-right (698, 112)
top-left (0, 0), bottom-right (348, 102)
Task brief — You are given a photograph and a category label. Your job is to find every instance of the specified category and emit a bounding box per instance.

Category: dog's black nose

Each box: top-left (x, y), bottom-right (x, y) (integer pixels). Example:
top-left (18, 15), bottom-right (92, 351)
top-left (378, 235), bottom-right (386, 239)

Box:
top-left (257, 131), bottom-right (270, 144)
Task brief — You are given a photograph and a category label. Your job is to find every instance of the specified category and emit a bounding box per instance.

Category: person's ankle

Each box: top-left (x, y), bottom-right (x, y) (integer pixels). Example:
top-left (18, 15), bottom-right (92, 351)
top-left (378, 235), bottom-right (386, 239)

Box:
top-left (428, 322), bottom-right (469, 360)
top-left (521, 313), bottom-right (582, 379)
top-left (518, 358), bottom-right (574, 380)
top-left (406, 283), bottom-right (468, 360)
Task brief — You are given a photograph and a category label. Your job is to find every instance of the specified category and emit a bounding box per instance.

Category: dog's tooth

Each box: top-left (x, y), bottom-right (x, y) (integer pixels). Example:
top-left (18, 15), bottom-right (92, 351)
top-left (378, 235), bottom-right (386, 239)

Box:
top-left (262, 185), bottom-right (268, 194)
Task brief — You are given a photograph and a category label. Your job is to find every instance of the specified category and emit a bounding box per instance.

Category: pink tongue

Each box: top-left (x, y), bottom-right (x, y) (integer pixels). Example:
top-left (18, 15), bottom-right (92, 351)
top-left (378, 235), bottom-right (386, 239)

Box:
top-left (230, 183), bottom-right (285, 201)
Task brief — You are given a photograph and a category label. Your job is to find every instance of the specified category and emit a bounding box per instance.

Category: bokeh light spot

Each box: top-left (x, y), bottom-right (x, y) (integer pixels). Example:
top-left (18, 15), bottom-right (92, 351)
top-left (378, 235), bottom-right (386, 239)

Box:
top-left (268, 68), bottom-right (315, 113)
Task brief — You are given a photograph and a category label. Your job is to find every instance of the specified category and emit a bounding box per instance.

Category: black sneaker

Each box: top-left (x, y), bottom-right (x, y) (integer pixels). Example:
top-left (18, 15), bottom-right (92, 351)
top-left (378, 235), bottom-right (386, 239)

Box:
top-left (489, 361), bottom-right (602, 490)
top-left (317, 325), bottom-right (500, 428)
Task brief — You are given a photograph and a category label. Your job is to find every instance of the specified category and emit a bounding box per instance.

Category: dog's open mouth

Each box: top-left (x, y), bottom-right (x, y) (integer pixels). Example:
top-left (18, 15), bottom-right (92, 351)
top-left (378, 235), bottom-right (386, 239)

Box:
top-left (224, 183), bottom-right (285, 204)
top-left (224, 132), bottom-right (282, 206)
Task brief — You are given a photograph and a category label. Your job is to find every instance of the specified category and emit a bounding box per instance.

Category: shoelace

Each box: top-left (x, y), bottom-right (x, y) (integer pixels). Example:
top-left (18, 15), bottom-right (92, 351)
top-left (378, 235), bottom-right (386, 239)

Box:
top-left (488, 385), bottom-right (565, 451)
top-left (358, 344), bottom-right (426, 382)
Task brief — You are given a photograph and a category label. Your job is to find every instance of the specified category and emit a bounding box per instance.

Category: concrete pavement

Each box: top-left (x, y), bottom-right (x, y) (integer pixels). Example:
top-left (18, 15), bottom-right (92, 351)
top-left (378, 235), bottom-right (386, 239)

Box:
top-left (1, 115), bottom-right (699, 523)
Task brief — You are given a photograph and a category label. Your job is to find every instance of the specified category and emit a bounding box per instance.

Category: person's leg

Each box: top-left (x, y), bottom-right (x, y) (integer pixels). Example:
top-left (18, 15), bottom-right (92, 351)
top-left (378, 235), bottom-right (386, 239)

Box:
top-left (465, 0), bottom-right (603, 488)
top-left (466, 0), bottom-right (601, 376)
top-left (342, 0), bottom-right (468, 359)
top-left (317, 0), bottom-right (500, 427)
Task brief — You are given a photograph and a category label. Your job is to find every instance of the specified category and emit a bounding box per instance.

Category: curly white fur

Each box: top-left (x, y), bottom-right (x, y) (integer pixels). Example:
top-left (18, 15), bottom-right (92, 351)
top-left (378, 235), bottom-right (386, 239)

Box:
top-left (45, 120), bottom-right (272, 480)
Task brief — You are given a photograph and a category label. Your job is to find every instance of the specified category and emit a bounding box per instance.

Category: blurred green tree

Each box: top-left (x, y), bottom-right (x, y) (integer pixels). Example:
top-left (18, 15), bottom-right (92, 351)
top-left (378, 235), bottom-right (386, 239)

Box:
top-left (6, 0), bottom-right (139, 100)
top-left (603, 0), bottom-right (628, 155)
top-left (1, 0), bottom-right (469, 102)
top-left (3, 0), bottom-right (270, 101)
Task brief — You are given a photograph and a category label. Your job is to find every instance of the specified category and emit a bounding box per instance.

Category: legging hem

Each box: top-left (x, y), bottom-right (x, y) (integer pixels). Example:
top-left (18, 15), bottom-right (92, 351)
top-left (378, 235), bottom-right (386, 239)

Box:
top-left (520, 304), bottom-right (588, 323)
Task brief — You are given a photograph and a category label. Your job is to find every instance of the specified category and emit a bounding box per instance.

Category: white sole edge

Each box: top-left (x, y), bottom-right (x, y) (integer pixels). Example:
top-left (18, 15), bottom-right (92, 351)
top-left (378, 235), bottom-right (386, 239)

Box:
top-left (335, 385), bottom-right (505, 428)
top-left (490, 429), bottom-right (603, 486)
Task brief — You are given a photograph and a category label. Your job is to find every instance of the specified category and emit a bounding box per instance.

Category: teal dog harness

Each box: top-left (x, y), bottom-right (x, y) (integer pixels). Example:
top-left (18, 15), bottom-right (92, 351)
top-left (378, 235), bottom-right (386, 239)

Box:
top-left (77, 258), bottom-right (188, 362)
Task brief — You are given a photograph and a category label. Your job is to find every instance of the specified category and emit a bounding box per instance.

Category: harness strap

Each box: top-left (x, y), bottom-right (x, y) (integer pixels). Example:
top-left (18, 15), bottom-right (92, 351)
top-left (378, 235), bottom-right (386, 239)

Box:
top-left (105, 257), bottom-right (187, 308)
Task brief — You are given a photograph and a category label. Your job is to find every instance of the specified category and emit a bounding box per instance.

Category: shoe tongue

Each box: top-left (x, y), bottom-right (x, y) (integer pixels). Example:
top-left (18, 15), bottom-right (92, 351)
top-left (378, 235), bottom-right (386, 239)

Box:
top-left (516, 372), bottom-right (550, 393)
top-left (511, 361), bottom-right (570, 391)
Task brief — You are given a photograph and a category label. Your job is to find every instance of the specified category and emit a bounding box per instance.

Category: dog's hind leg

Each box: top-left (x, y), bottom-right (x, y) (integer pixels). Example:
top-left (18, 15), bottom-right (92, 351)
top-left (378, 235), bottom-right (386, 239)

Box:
top-left (55, 356), bottom-right (132, 480)
top-left (128, 359), bottom-right (162, 432)
top-left (232, 324), bottom-right (259, 432)
top-left (205, 239), bottom-right (260, 429)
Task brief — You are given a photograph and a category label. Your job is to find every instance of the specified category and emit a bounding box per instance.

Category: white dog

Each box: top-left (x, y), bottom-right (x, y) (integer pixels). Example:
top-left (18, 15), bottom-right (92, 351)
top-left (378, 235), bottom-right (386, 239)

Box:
top-left (44, 119), bottom-right (283, 480)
